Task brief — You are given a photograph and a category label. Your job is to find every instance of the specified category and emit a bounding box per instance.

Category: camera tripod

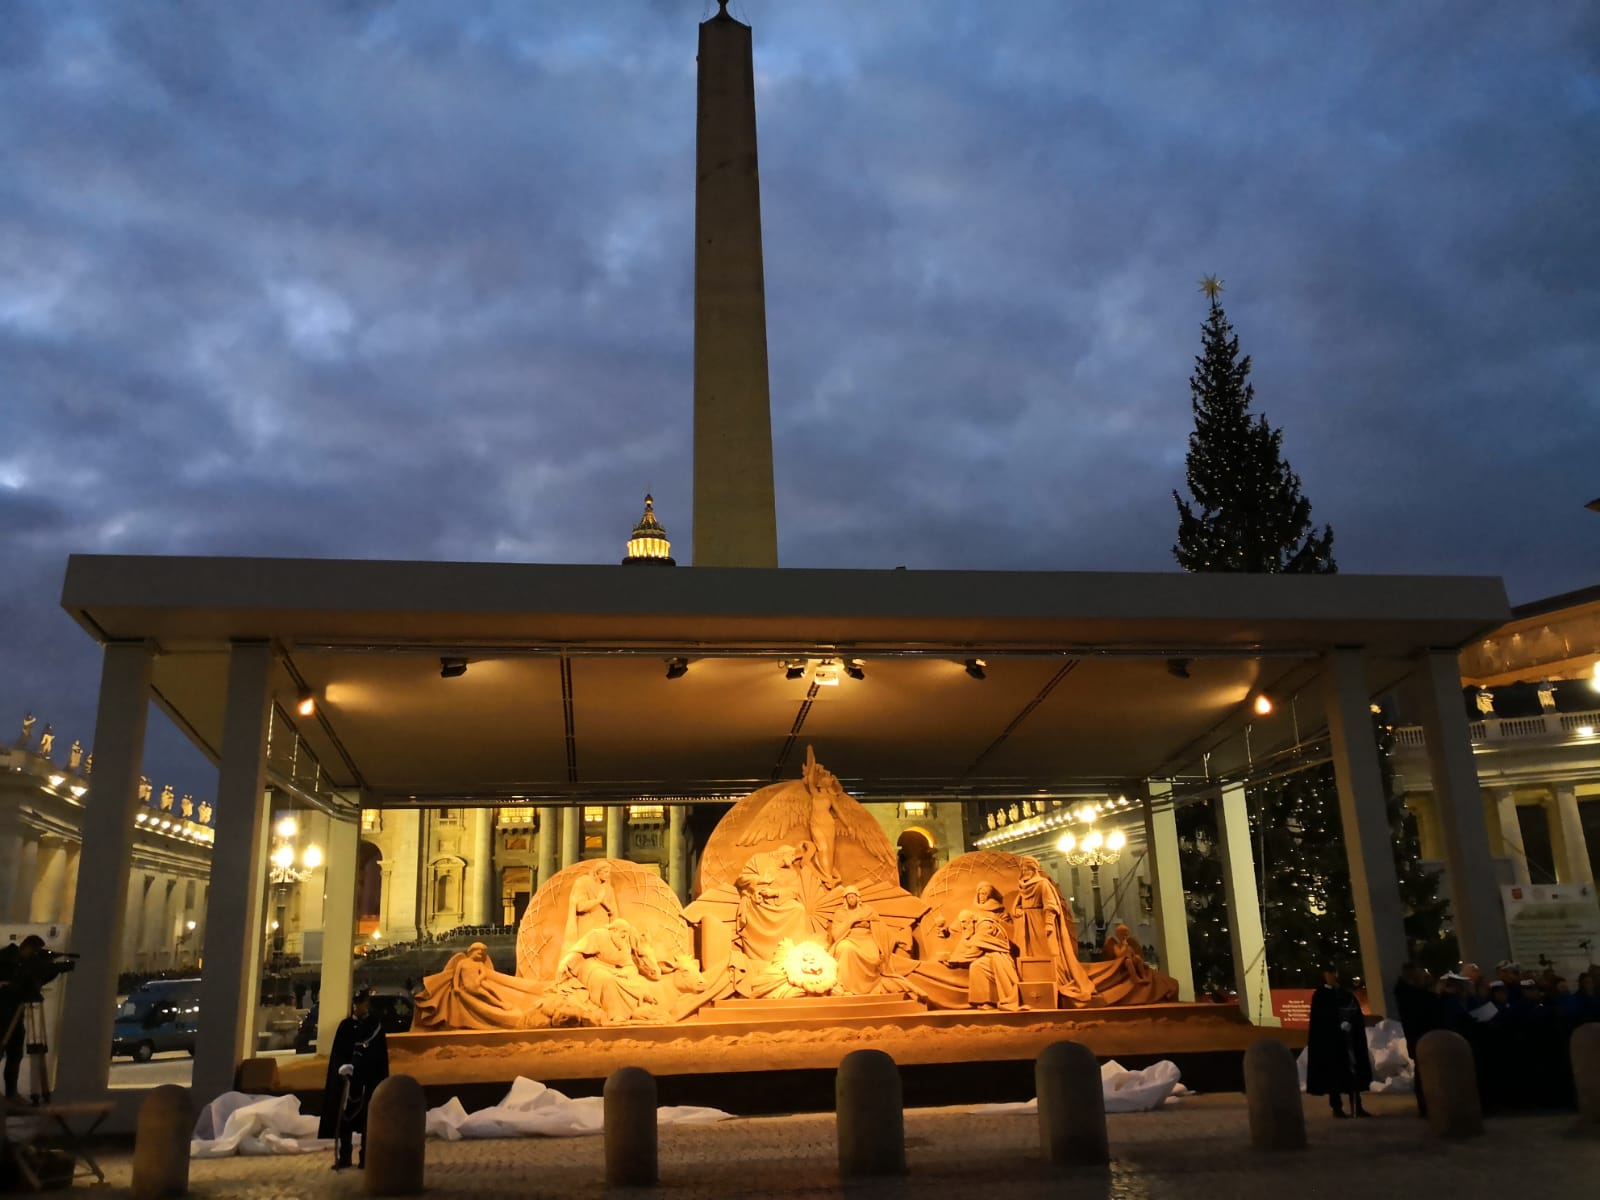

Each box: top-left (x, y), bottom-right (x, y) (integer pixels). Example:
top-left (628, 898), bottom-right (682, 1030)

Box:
top-left (1, 997), bottom-right (54, 1107)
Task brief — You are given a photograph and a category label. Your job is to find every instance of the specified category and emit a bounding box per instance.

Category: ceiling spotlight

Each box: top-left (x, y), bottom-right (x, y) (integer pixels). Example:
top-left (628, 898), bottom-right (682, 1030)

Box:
top-left (295, 689), bottom-right (316, 717)
top-left (964, 658), bottom-right (987, 680)
top-left (1253, 693), bottom-right (1274, 716)
top-left (1166, 658), bottom-right (1191, 679)
top-left (843, 660), bottom-right (866, 681)
top-left (439, 657), bottom-right (468, 679)
top-left (665, 657), bottom-right (689, 680)
top-left (783, 662), bottom-right (806, 680)
top-left (812, 661), bottom-right (841, 686)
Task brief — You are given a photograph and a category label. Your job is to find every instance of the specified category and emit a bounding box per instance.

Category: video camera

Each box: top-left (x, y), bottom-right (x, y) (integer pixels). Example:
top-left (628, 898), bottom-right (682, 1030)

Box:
top-left (1, 949), bottom-right (77, 1004)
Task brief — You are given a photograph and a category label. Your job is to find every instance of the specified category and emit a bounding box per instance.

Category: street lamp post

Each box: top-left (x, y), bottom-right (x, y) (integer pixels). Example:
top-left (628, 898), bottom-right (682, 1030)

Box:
top-left (1056, 823), bottom-right (1127, 945)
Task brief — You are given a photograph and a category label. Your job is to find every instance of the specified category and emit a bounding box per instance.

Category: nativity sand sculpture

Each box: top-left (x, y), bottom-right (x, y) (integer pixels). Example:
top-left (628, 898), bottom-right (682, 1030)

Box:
top-left (409, 752), bottom-right (1180, 1033)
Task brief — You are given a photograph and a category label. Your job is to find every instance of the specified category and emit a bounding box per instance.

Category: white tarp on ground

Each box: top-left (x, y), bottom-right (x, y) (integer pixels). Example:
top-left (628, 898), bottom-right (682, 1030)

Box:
top-left (191, 1078), bottom-right (733, 1157)
top-left (1294, 1018), bottom-right (1415, 1095)
top-left (967, 1058), bottom-right (1191, 1115)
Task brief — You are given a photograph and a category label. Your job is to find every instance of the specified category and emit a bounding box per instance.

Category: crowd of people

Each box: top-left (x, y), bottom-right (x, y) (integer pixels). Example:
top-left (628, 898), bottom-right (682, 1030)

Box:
top-left (1393, 959), bottom-right (1600, 1113)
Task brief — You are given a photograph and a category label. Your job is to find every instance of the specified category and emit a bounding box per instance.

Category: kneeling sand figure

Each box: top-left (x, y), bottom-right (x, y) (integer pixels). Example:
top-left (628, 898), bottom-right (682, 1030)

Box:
top-left (413, 942), bottom-right (562, 1030)
top-left (559, 918), bottom-right (666, 1024)
top-left (944, 898), bottom-right (1021, 1011)
top-left (1092, 922), bottom-right (1180, 1005)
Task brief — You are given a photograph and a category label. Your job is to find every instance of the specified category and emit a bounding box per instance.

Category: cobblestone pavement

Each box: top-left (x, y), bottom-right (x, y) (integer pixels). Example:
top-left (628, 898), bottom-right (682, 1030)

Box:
top-left (80, 1093), bottom-right (1599, 1198)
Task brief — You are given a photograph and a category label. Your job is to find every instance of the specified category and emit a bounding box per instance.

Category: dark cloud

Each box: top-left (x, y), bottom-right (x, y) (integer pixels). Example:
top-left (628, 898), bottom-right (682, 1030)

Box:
top-left (1, 0), bottom-right (1596, 789)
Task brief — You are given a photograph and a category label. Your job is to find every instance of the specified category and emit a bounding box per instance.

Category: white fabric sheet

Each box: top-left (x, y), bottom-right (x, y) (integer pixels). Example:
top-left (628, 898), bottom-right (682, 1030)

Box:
top-left (1295, 1017), bottom-right (1415, 1094)
top-left (191, 1077), bottom-right (733, 1157)
top-left (967, 1057), bottom-right (1190, 1115)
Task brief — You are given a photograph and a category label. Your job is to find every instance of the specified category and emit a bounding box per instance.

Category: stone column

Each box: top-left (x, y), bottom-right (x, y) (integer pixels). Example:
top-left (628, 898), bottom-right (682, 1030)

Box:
top-left (1141, 782), bottom-right (1193, 1000)
top-left (1323, 649), bottom-right (1408, 1015)
top-left (468, 807), bottom-right (495, 925)
top-left (192, 640), bottom-right (275, 1106)
top-left (383, 810), bottom-right (420, 942)
top-left (560, 807), bottom-right (581, 870)
top-left (122, 874), bottom-right (148, 974)
top-left (29, 837), bottom-right (67, 924)
top-left (0, 819), bottom-right (21, 925)
top-left (56, 639), bottom-right (153, 1102)
top-left (605, 805), bottom-right (626, 860)
top-left (1413, 649), bottom-right (1509, 967)
top-left (536, 807), bottom-right (558, 887)
top-left (1490, 788), bottom-right (1529, 884)
top-left (1550, 785), bottom-right (1594, 885)
top-left (317, 814), bottom-right (360, 1056)
top-left (1406, 793), bottom-right (1445, 861)
top-left (667, 805), bottom-right (687, 902)
top-left (60, 843), bottom-right (82, 928)
top-left (1214, 784), bottom-right (1277, 1026)
top-left (11, 837), bottom-right (39, 924)
top-left (691, 3), bottom-right (778, 568)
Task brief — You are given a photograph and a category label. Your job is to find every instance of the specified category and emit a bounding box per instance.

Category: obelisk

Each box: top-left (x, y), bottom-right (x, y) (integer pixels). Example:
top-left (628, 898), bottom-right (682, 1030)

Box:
top-left (692, 0), bottom-right (778, 567)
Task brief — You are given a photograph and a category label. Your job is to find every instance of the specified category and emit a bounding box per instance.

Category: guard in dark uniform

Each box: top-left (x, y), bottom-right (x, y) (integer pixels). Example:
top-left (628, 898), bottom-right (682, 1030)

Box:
top-left (1306, 964), bottom-right (1373, 1118)
top-left (317, 988), bottom-right (390, 1169)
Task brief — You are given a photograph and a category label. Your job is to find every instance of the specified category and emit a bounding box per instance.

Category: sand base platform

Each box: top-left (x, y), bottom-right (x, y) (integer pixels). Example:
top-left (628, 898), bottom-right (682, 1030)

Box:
top-left (278, 1000), bottom-right (1304, 1114)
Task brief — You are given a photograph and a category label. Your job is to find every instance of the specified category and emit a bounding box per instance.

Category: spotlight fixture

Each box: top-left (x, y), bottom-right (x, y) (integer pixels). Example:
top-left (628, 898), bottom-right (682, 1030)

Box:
top-left (1166, 658), bottom-right (1191, 679)
top-left (665, 657), bottom-right (689, 680)
top-left (1253, 693), bottom-right (1274, 717)
top-left (812, 661), bottom-right (841, 686)
top-left (843, 660), bottom-right (866, 681)
top-left (783, 663), bottom-right (806, 680)
top-left (439, 657), bottom-right (468, 679)
top-left (295, 689), bottom-right (316, 717)
top-left (964, 658), bottom-right (987, 680)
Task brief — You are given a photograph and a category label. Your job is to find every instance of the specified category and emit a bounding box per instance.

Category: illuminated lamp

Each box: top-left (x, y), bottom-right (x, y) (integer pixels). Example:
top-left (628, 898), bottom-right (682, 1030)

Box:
top-left (964, 658), bottom-right (987, 680)
top-left (812, 661), bottom-right (841, 686)
top-left (276, 816), bottom-right (298, 839)
top-left (440, 657), bottom-right (468, 679)
top-left (272, 845), bottom-right (295, 870)
top-left (1253, 693), bottom-right (1274, 717)
top-left (843, 660), bottom-right (866, 681)
top-left (1056, 832), bottom-right (1076, 853)
top-left (302, 845), bottom-right (323, 870)
top-left (296, 689), bottom-right (316, 717)
top-left (1083, 830), bottom-right (1104, 852)
top-left (1107, 829), bottom-right (1127, 852)
top-left (783, 662), bottom-right (806, 680)
top-left (1591, 661), bottom-right (1600, 692)
top-left (665, 658), bottom-right (690, 680)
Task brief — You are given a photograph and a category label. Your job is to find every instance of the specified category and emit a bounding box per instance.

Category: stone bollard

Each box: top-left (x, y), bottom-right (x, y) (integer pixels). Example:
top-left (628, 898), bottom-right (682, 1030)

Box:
top-left (1416, 1029), bottom-right (1482, 1139)
top-left (604, 1066), bottom-right (659, 1187)
top-left (1243, 1038), bottom-right (1305, 1151)
top-left (1571, 1023), bottom-right (1600, 1131)
top-left (1035, 1040), bottom-right (1109, 1166)
top-left (132, 1084), bottom-right (193, 1200)
top-left (836, 1049), bottom-right (906, 1178)
top-left (364, 1075), bottom-right (427, 1196)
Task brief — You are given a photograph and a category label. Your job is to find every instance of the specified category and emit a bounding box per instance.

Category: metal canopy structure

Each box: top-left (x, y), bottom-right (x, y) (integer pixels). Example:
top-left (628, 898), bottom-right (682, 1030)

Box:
top-left (62, 554), bottom-right (1511, 808)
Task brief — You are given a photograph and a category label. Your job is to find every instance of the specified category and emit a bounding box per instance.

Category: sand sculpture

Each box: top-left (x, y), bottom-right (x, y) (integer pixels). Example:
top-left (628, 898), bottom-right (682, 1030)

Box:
top-left (411, 748), bottom-right (1179, 1031)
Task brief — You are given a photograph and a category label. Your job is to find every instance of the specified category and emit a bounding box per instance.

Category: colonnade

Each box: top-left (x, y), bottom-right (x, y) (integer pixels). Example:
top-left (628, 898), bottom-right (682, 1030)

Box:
top-left (1140, 648), bottom-right (1511, 1024)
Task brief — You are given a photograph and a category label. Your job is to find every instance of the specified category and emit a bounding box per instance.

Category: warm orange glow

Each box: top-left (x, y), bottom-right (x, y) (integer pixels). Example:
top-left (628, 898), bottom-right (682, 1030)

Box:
top-left (1253, 693), bottom-right (1274, 716)
top-left (296, 694), bottom-right (316, 717)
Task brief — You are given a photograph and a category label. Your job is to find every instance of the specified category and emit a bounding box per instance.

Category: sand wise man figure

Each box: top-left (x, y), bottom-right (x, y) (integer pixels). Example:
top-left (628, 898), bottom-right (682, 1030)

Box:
top-left (736, 746), bottom-right (876, 889)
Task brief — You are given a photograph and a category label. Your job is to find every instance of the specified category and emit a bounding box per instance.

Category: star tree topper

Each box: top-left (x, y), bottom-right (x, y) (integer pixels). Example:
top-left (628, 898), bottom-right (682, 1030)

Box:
top-left (1198, 274), bottom-right (1225, 302)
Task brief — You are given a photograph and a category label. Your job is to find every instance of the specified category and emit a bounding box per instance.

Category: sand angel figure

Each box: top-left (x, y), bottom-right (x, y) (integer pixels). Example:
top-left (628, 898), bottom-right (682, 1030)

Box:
top-left (733, 746), bottom-right (877, 888)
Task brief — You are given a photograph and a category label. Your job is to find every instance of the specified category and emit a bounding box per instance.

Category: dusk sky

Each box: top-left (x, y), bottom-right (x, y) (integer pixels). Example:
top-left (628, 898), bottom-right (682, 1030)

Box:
top-left (2, 1), bottom-right (1596, 799)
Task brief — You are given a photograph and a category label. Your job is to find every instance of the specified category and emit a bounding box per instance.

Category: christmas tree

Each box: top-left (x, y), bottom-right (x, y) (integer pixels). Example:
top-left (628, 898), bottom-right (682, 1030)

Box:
top-left (1170, 278), bottom-right (1451, 991)
top-left (1172, 277), bottom-right (1335, 574)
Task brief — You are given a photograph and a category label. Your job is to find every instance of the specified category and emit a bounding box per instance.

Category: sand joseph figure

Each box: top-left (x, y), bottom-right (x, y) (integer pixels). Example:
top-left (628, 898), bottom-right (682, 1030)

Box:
top-left (563, 861), bottom-right (619, 950)
top-left (558, 918), bottom-right (665, 1024)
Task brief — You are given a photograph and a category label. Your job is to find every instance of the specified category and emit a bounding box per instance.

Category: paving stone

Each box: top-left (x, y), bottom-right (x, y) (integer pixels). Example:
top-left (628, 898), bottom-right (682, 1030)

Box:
top-left (81, 1093), bottom-right (1600, 1198)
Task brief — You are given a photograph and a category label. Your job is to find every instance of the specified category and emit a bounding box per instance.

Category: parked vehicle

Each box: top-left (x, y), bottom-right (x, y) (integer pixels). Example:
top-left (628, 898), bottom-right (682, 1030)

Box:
top-left (111, 978), bottom-right (202, 1062)
top-left (294, 986), bottom-right (415, 1054)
